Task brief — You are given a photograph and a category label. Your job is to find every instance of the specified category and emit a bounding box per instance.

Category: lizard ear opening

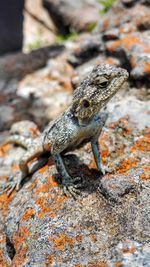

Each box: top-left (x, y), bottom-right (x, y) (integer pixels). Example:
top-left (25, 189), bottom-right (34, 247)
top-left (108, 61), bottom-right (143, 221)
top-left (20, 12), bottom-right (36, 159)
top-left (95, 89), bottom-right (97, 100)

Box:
top-left (99, 81), bottom-right (108, 88)
top-left (80, 99), bottom-right (90, 108)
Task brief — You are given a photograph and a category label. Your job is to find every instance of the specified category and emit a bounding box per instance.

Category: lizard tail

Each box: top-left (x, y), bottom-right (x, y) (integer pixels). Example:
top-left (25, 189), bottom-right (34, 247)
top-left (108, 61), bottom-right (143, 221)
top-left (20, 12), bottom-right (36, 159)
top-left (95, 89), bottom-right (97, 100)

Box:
top-left (2, 135), bottom-right (33, 149)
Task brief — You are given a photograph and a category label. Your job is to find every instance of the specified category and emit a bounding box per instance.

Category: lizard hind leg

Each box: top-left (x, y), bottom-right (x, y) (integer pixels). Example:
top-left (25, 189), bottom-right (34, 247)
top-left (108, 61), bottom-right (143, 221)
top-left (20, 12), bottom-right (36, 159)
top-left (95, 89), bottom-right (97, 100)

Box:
top-left (1, 145), bottom-right (44, 196)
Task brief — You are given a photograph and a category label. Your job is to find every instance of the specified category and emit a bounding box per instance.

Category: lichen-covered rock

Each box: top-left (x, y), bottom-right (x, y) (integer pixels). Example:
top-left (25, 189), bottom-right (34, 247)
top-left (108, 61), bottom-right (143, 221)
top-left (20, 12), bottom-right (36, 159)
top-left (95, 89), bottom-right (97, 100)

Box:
top-left (0, 0), bottom-right (150, 266)
top-left (0, 45), bottom-right (64, 84)
top-left (69, 0), bottom-right (150, 85)
top-left (108, 240), bottom-right (150, 267)
top-left (0, 94), bottom-right (150, 266)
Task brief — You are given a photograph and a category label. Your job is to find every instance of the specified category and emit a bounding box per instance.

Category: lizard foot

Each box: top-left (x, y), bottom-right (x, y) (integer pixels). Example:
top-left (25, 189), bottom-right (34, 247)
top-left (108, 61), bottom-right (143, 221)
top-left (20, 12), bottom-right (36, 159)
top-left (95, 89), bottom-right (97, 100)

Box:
top-left (63, 176), bottom-right (83, 199)
top-left (0, 173), bottom-right (23, 196)
top-left (97, 165), bottom-right (106, 176)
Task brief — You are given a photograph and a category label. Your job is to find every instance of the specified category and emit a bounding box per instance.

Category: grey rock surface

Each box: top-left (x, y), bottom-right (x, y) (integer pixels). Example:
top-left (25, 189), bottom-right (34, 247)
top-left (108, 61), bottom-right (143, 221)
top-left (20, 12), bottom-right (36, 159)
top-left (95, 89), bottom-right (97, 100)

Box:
top-left (0, 0), bottom-right (150, 266)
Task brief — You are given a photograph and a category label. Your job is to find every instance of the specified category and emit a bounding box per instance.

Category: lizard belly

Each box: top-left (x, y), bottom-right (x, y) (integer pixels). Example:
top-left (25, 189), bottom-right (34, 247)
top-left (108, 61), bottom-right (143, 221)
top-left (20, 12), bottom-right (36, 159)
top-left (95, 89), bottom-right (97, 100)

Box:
top-left (65, 121), bottom-right (99, 152)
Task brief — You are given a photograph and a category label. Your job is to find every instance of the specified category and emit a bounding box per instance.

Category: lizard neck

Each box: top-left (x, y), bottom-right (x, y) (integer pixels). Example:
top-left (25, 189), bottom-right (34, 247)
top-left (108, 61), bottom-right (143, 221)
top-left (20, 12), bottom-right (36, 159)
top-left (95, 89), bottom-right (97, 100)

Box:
top-left (77, 117), bottom-right (94, 126)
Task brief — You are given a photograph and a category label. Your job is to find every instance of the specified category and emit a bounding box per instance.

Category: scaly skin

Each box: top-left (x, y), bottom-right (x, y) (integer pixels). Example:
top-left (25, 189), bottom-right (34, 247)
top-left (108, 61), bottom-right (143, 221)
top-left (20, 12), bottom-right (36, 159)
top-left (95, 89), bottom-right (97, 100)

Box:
top-left (1, 64), bottom-right (129, 197)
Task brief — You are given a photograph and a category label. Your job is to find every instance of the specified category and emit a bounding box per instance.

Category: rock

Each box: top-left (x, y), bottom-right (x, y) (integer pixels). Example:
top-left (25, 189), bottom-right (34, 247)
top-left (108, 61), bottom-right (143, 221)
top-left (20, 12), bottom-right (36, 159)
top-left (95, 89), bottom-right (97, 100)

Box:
top-left (99, 171), bottom-right (142, 202)
top-left (42, 0), bottom-right (103, 34)
top-left (106, 31), bottom-right (150, 84)
top-left (9, 120), bottom-right (41, 138)
top-left (109, 240), bottom-right (150, 267)
top-left (0, 93), bottom-right (150, 265)
top-left (0, 44), bottom-right (64, 88)
top-left (67, 1), bottom-right (150, 85)
top-left (0, 0), bottom-right (150, 265)
top-left (103, 28), bottom-right (120, 41)
top-left (0, 55), bottom-right (74, 131)
top-left (95, 3), bottom-right (150, 34)
top-left (122, 0), bottom-right (139, 7)
top-left (68, 34), bottom-right (105, 67)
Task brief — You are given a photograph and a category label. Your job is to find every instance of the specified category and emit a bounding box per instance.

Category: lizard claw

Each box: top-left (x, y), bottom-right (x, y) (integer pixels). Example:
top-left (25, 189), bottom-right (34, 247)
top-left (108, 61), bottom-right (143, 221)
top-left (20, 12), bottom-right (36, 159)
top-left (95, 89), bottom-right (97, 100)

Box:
top-left (62, 176), bottom-right (84, 199)
top-left (0, 173), bottom-right (23, 196)
top-left (100, 167), bottom-right (105, 176)
top-left (97, 165), bottom-right (106, 175)
top-left (63, 185), bottom-right (81, 199)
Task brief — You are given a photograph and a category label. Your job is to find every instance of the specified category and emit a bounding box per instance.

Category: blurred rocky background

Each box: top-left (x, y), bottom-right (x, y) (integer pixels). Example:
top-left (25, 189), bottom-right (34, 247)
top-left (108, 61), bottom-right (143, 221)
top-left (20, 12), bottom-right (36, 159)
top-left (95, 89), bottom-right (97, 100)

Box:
top-left (0, 0), bottom-right (150, 266)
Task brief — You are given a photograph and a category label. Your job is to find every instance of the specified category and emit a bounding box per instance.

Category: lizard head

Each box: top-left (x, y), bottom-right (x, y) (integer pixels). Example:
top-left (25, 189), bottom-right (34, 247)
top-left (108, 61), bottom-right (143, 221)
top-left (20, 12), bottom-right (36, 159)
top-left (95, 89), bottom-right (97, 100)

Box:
top-left (72, 64), bottom-right (129, 120)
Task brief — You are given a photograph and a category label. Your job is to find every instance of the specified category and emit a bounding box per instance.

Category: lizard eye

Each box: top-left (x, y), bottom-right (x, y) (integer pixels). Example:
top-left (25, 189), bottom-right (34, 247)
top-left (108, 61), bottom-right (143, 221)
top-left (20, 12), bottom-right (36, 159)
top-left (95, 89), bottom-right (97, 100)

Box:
top-left (80, 99), bottom-right (90, 108)
top-left (99, 81), bottom-right (108, 88)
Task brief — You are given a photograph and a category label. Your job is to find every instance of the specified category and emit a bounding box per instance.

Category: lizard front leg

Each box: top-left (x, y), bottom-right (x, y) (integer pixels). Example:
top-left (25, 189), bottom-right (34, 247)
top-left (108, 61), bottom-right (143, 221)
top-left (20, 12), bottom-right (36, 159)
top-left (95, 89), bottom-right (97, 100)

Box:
top-left (54, 154), bottom-right (83, 198)
top-left (2, 145), bottom-right (44, 196)
top-left (91, 140), bottom-right (105, 175)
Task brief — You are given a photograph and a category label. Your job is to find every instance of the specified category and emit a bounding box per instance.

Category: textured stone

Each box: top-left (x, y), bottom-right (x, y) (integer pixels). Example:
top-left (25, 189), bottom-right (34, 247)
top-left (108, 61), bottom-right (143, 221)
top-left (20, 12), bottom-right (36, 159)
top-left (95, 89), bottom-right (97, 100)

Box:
top-left (109, 240), bottom-right (150, 267)
top-left (71, 1), bottom-right (150, 85)
top-left (0, 0), bottom-right (150, 265)
top-left (43, 0), bottom-right (103, 34)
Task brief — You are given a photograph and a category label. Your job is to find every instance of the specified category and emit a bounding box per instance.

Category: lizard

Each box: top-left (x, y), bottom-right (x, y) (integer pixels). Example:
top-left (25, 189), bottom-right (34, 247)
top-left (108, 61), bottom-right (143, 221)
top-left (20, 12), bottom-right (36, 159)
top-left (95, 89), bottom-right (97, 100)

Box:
top-left (1, 64), bottom-right (129, 197)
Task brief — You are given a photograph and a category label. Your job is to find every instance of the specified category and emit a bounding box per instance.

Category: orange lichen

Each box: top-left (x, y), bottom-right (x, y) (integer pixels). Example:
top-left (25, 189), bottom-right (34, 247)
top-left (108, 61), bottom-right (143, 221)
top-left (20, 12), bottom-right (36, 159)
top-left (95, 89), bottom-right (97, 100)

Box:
top-left (35, 195), bottom-right (47, 206)
top-left (131, 135), bottom-right (150, 153)
top-left (0, 144), bottom-right (12, 157)
top-left (99, 133), bottom-right (110, 148)
top-left (0, 149), bottom-right (3, 157)
top-left (12, 163), bottom-right (20, 172)
top-left (0, 192), bottom-right (15, 217)
top-left (75, 264), bottom-right (84, 267)
top-left (116, 157), bottom-right (140, 174)
top-left (12, 246), bottom-right (28, 267)
top-left (36, 194), bottom-right (66, 220)
top-left (106, 57), bottom-right (117, 65)
top-left (37, 212), bottom-right (45, 219)
top-left (49, 212), bottom-right (57, 219)
top-left (13, 226), bottom-right (30, 251)
top-left (122, 246), bottom-right (136, 254)
top-left (108, 34), bottom-right (150, 53)
top-left (115, 261), bottom-right (122, 267)
top-left (76, 235), bottom-right (83, 243)
top-left (101, 149), bottom-right (110, 163)
top-left (35, 175), bottom-right (59, 194)
top-left (37, 205), bottom-right (54, 219)
top-left (38, 164), bottom-right (49, 174)
top-left (45, 254), bottom-right (55, 266)
top-left (0, 248), bottom-right (9, 267)
top-left (109, 117), bottom-right (132, 136)
top-left (1, 176), bottom-right (7, 182)
top-left (36, 183), bottom-right (50, 194)
top-left (74, 47), bottom-right (81, 53)
top-left (140, 173), bottom-right (149, 180)
top-left (142, 165), bottom-right (150, 171)
top-left (22, 208), bottom-right (36, 221)
top-left (91, 235), bottom-right (97, 243)
top-left (47, 175), bottom-right (59, 187)
top-left (49, 233), bottom-right (75, 251)
top-left (59, 78), bottom-right (72, 92)
top-left (88, 261), bottom-right (108, 267)
top-left (12, 226), bottom-right (30, 266)
top-left (103, 18), bottom-right (110, 30)
top-left (143, 62), bottom-right (150, 73)
top-left (29, 127), bottom-right (40, 137)
top-left (140, 164), bottom-right (150, 180)
top-left (41, 206), bottom-right (52, 213)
